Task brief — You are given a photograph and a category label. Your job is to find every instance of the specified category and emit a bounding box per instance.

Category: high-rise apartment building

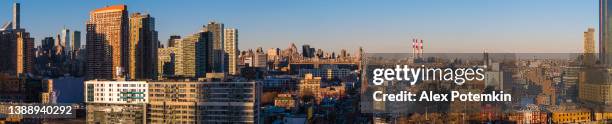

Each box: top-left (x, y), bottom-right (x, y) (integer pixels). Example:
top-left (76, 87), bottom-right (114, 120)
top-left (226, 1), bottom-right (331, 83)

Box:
top-left (59, 28), bottom-right (81, 60)
top-left (85, 80), bottom-right (148, 123)
top-left (174, 37), bottom-right (196, 77)
top-left (167, 35), bottom-right (180, 47)
top-left (129, 13), bottom-right (158, 80)
top-left (84, 80), bottom-right (149, 104)
top-left (190, 32), bottom-right (208, 78)
top-left (254, 47), bottom-right (267, 68)
top-left (302, 44), bottom-right (315, 58)
top-left (72, 31), bottom-right (81, 51)
top-left (41, 37), bottom-right (55, 54)
top-left (224, 28), bottom-right (238, 75)
top-left (0, 3), bottom-right (34, 76)
top-left (0, 31), bottom-right (34, 76)
top-left (147, 81), bottom-right (260, 123)
top-left (86, 5), bottom-right (129, 79)
top-left (562, 66), bottom-right (580, 102)
top-left (84, 80), bottom-right (261, 123)
top-left (60, 29), bottom-right (71, 53)
top-left (585, 28), bottom-right (596, 66)
top-left (578, 68), bottom-right (612, 107)
top-left (601, 0), bottom-right (612, 65)
top-left (204, 21), bottom-right (225, 73)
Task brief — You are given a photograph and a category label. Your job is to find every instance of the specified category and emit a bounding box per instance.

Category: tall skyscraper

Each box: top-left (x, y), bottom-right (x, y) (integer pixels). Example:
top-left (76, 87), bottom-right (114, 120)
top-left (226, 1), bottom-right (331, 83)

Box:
top-left (41, 37), bottom-right (55, 54)
top-left (601, 0), bottom-right (612, 65)
top-left (195, 31), bottom-right (209, 77)
top-left (72, 31), bottom-right (81, 51)
top-left (175, 37), bottom-right (196, 77)
top-left (61, 29), bottom-right (71, 53)
top-left (204, 21), bottom-right (225, 73)
top-left (0, 3), bottom-right (34, 76)
top-left (58, 28), bottom-right (81, 59)
top-left (167, 35), bottom-right (180, 47)
top-left (583, 2), bottom-right (612, 107)
top-left (39, 37), bottom-right (55, 72)
top-left (302, 44), bottom-right (315, 58)
top-left (86, 5), bottom-right (129, 80)
top-left (302, 45), bottom-right (308, 58)
top-left (13, 3), bottom-right (20, 30)
top-left (129, 13), bottom-right (158, 80)
top-left (224, 28), bottom-right (238, 75)
top-left (584, 28), bottom-right (596, 66)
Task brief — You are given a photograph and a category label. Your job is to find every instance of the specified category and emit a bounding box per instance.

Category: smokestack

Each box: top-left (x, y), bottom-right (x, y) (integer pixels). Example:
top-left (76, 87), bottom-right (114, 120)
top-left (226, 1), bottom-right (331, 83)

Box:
top-left (412, 38), bottom-right (418, 57)
top-left (13, 3), bottom-right (20, 29)
top-left (420, 39), bottom-right (423, 58)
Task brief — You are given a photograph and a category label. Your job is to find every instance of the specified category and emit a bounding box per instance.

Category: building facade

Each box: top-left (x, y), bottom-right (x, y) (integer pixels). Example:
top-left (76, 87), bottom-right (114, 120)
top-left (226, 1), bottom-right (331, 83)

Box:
top-left (224, 28), bottom-right (238, 75)
top-left (86, 5), bottom-right (129, 79)
top-left (0, 31), bottom-right (34, 76)
top-left (84, 80), bottom-right (260, 123)
top-left (167, 35), bottom-right (180, 47)
top-left (72, 31), bottom-right (81, 51)
top-left (584, 28), bottom-right (596, 65)
top-left (175, 34), bottom-right (197, 77)
top-left (157, 46), bottom-right (175, 79)
top-left (147, 81), bottom-right (260, 123)
top-left (204, 22), bottom-right (225, 73)
top-left (254, 47), bottom-right (267, 68)
top-left (0, 3), bottom-right (34, 76)
top-left (129, 13), bottom-right (158, 80)
top-left (60, 29), bottom-right (71, 54)
top-left (84, 80), bottom-right (149, 124)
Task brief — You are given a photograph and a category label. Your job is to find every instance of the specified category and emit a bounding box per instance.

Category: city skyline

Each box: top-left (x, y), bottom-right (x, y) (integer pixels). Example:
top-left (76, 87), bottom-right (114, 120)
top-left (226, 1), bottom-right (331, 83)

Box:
top-left (0, 0), bottom-right (599, 53)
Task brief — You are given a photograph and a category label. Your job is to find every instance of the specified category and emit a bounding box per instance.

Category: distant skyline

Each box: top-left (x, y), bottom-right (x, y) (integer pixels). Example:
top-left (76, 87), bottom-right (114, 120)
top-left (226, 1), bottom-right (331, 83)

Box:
top-left (0, 0), bottom-right (598, 53)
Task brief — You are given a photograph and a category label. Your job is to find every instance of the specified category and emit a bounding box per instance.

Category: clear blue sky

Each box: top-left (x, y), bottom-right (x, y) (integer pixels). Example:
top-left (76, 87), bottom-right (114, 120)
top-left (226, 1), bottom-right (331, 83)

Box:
top-left (0, 0), bottom-right (598, 53)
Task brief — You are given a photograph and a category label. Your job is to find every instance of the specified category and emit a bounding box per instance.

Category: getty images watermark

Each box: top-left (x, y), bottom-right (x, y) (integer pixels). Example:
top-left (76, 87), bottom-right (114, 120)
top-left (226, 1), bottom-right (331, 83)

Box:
top-left (370, 65), bottom-right (511, 102)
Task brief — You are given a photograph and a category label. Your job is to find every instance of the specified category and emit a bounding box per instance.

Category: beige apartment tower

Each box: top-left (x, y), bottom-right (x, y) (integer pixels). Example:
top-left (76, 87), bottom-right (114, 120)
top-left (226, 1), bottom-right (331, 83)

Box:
top-left (174, 37), bottom-right (196, 77)
top-left (224, 28), bottom-right (238, 75)
top-left (584, 27), bottom-right (596, 66)
top-left (129, 13), bottom-right (158, 80)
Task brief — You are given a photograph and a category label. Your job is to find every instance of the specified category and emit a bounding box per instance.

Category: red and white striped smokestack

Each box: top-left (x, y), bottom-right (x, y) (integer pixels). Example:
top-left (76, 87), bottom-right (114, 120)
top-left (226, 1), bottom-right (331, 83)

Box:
top-left (412, 38), bottom-right (417, 56)
top-left (420, 39), bottom-right (423, 57)
top-left (415, 38), bottom-right (419, 57)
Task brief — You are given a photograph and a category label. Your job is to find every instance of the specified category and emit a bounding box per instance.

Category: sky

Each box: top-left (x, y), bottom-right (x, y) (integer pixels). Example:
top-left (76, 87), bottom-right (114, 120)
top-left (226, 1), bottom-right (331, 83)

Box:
top-left (0, 0), bottom-right (598, 53)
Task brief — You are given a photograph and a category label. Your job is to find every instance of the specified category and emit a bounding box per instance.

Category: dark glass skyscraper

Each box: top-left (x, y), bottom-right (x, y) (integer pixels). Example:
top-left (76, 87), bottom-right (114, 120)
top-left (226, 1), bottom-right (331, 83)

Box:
top-left (205, 21), bottom-right (225, 73)
top-left (601, 0), bottom-right (612, 65)
top-left (0, 3), bottom-right (34, 76)
top-left (302, 44), bottom-right (315, 58)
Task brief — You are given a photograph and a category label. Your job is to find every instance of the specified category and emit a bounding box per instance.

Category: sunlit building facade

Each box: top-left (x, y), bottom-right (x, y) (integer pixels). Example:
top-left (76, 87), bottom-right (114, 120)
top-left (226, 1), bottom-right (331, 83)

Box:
top-left (224, 28), bottom-right (238, 75)
top-left (129, 13), bottom-right (158, 80)
top-left (86, 5), bottom-right (129, 79)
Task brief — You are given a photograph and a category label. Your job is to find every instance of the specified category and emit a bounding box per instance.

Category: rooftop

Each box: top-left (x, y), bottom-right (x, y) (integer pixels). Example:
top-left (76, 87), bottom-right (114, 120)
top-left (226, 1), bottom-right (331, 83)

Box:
top-left (91, 4), bottom-right (126, 14)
